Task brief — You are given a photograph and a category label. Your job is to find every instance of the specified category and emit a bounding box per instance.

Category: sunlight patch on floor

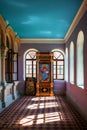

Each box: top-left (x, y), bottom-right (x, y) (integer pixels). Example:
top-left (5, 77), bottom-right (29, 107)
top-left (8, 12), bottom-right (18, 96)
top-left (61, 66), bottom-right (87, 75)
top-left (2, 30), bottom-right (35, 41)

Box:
top-left (27, 102), bottom-right (59, 109)
top-left (20, 112), bottom-right (63, 126)
top-left (27, 103), bottom-right (38, 109)
top-left (20, 96), bottom-right (63, 126)
top-left (20, 115), bottom-right (35, 126)
top-left (31, 96), bottom-right (56, 101)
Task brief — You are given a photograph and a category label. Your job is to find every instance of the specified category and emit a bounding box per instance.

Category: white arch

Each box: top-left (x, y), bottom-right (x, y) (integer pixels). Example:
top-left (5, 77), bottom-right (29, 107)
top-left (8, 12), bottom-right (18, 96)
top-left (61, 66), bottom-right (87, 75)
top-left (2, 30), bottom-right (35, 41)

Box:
top-left (76, 31), bottom-right (84, 88)
top-left (23, 48), bottom-right (39, 80)
top-left (70, 41), bottom-right (74, 83)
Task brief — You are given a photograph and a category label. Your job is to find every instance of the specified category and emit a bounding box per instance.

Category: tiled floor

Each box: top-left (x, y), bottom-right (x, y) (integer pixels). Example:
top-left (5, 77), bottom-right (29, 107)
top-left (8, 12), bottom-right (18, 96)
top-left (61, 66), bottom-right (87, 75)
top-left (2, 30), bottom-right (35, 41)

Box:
top-left (0, 96), bottom-right (87, 130)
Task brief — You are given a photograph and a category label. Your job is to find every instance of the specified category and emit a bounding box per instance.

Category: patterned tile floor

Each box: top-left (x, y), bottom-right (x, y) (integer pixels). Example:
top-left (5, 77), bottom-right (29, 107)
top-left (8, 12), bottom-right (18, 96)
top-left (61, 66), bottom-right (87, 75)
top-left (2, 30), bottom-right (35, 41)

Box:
top-left (0, 96), bottom-right (87, 130)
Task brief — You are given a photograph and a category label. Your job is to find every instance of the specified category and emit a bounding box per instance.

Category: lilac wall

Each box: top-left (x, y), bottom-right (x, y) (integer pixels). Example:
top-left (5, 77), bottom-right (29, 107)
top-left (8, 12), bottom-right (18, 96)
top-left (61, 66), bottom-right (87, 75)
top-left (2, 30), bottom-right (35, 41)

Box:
top-left (65, 11), bottom-right (87, 120)
top-left (18, 43), bottom-right (65, 95)
top-left (54, 80), bottom-right (66, 95)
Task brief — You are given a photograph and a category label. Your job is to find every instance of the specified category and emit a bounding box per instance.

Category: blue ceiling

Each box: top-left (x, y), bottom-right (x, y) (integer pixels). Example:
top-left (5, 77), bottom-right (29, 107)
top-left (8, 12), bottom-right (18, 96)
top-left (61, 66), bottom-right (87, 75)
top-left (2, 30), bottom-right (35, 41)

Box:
top-left (0, 0), bottom-right (82, 39)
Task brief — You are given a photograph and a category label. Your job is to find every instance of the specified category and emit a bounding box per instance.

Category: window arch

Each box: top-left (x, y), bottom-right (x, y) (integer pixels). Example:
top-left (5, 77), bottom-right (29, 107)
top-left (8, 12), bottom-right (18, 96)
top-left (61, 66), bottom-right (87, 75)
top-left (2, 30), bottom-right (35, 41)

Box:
top-left (70, 41), bottom-right (74, 83)
top-left (24, 49), bottom-right (38, 80)
top-left (52, 49), bottom-right (64, 80)
top-left (65, 48), bottom-right (68, 81)
top-left (76, 31), bottom-right (84, 88)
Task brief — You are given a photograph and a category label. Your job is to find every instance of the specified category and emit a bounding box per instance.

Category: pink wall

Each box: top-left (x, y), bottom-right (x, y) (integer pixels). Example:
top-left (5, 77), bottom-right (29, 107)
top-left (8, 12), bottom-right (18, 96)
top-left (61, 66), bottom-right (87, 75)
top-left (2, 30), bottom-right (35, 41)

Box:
top-left (65, 11), bottom-right (87, 120)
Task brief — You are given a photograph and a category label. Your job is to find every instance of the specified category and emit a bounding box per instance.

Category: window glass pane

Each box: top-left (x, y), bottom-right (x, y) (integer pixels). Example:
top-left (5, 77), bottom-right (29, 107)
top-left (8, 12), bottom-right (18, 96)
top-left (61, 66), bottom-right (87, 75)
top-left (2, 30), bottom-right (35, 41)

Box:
top-left (33, 65), bottom-right (36, 69)
top-left (33, 61), bottom-right (36, 65)
top-left (13, 73), bottom-right (17, 80)
top-left (65, 48), bottom-right (68, 81)
top-left (61, 70), bottom-right (63, 75)
top-left (26, 60), bottom-right (32, 65)
top-left (29, 65), bottom-right (32, 69)
top-left (26, 54), bottom-right (31, 59)
top-left (58, 61), bottom-right (63, 65)
top-left (58, 55), bottom-right (63, 59)
top-left (33, 74), bottom-right (36, 77)
top-left (53, 56), bottom-right (56, 59)
top-left (33, 69), bottom-right (36, 74)
top-left (54, 51), bottom-right (60, 59)
top-left (29, 69), bottom-right (32, 73)
top-left (53, 65), bottom-right (56, 73)
top-left (57, 66), bottom-right (63, 72)
top-left (70, 41), bottom-right (74, 83)
top-left (57, 75), bottom-right (63, 79)
top-left (53, 61), bottom-right (56, 65)
top-left (57, 69), bottom-right (61, 75)
top-left (77, 31), bottom-right (84, 87)
top-left (14, 62), bottom-right (17, 72)
top-left (29, 51), bottom-right (36, 59)
top-left (53, 75), bottom-right (56, 79)
top-left (26, 69), bottom-right (28, 73)
top-left (53, 67), bottom-right (56, 74)
top-left (26, 74), bottom-right (32, 77)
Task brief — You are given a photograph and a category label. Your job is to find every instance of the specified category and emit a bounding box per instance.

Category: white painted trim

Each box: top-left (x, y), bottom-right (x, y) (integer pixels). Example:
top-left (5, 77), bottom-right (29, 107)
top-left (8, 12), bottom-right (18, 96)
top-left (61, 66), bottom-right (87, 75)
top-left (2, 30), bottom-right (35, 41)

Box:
top-left (21, 38), bottom-right (65, 44)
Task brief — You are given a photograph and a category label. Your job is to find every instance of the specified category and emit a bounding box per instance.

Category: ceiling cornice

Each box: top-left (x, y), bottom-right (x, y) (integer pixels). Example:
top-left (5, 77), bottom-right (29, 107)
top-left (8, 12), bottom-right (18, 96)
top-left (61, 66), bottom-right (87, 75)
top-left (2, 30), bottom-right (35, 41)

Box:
top-left (21, 38), bottom-right (65, 44)
top-left (21, 0), bottom-right (87, 44)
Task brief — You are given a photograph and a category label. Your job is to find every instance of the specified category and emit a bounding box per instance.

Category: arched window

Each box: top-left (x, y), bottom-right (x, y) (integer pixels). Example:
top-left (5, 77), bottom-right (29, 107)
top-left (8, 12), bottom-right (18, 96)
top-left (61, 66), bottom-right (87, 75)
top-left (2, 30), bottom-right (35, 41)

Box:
top-left (65, 48), bottom-right (68, 81)
top-left (76, 31), bottom-right (84, 88)
top-left (70, 41), bottom-right (74, 83)
top-left (52, 49), bottom-right (64, 80)
top-left (5, 35), bottom-right (19, 82)
top-left (5, 36), bottom-right (13, 83)
top-left (24, 49), bottom-right (38, 79)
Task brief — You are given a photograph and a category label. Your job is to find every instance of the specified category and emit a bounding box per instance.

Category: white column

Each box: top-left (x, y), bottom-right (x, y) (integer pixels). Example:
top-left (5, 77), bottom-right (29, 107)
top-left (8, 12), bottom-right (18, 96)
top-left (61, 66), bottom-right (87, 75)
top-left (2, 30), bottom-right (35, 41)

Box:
top-left (36, 53), bottom-right (40, 96)
top-left (1, 46), bottom-right (8, 107)
top-left (1, 46), bottom-right (8, 86)
top-left (12, 53), bottom-right (17, 100)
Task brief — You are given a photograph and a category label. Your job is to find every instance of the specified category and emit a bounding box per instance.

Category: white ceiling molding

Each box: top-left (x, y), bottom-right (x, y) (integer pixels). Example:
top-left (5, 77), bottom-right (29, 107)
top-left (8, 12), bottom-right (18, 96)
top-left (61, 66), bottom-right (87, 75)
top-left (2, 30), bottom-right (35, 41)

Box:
top-left (21, 38), bottom-right (65, 44)
top-left (21, 0), bottom-right (87, 44)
